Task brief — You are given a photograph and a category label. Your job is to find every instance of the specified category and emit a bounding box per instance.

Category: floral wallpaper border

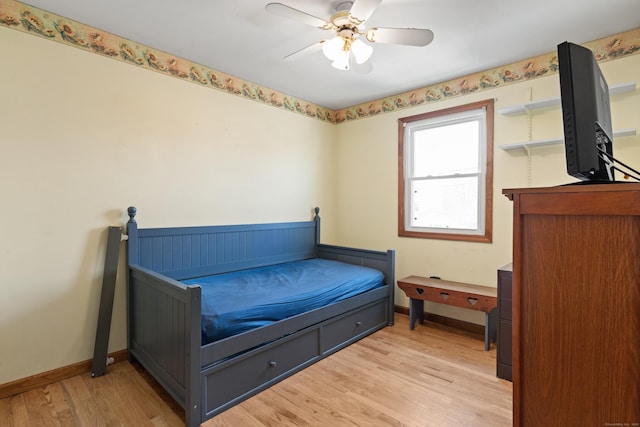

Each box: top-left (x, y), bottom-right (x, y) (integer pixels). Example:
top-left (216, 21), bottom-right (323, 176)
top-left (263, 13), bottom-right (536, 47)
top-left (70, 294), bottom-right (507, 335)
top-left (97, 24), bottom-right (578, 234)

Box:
top-left (1, 0), bottom-right (639, 124)
top-left (339, 28), bottom-right (640, 123)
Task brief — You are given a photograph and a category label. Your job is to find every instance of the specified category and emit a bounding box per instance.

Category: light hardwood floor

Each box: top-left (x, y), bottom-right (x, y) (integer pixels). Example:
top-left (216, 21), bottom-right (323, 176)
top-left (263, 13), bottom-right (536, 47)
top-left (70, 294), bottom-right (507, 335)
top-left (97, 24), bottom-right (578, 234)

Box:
top-left (0, 314), bottom-right (512, 426)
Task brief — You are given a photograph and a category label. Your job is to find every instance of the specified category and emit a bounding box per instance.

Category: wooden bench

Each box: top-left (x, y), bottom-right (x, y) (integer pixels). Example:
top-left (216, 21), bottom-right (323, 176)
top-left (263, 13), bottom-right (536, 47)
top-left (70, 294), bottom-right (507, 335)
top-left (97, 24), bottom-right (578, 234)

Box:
top-left (397, 275), bottom-right (498, 351)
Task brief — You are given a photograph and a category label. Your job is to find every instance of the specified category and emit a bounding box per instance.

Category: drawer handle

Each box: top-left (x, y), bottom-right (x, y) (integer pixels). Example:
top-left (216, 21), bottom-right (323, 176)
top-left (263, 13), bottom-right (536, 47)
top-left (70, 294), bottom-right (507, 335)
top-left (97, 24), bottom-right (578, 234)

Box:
top-left (467, 297), bottom-right (478, 306)
top-left (355, 321), bottom-right (362, 327)
top-left (415, 288), bottom-right (424, 295)
top-left (440, 292), bottom-right (449, 301)
top-left (268, 361), bottom-right (277, 368)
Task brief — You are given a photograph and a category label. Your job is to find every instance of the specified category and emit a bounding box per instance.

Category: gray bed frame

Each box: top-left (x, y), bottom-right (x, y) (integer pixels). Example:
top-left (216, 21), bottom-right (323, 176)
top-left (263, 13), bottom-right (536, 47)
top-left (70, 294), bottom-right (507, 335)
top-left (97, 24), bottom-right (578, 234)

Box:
top-left (125, 207), bottom-right (395, 427)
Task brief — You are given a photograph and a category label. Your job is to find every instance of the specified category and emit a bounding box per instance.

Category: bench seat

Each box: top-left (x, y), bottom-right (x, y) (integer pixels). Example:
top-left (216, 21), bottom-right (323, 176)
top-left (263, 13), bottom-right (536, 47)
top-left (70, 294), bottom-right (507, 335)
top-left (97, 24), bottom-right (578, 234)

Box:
top-left (397, 275), bottom-right (497, 350)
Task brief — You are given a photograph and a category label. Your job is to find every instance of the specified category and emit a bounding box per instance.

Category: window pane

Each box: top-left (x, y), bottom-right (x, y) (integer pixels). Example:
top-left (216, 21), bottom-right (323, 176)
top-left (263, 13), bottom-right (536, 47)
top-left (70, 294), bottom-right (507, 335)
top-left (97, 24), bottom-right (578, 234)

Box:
top-left (412, 120), bottom-right (480, 177)
top-left (398, 98), bottom-right (493, 242)
top-left (411, 176), bottom-right (479, 230)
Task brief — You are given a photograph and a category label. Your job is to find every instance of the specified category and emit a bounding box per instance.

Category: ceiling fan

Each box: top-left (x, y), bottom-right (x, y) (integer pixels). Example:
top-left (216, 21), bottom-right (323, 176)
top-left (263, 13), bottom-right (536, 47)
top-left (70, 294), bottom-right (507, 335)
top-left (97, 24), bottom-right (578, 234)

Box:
top-left (265, 0), bottom-right (434, 71)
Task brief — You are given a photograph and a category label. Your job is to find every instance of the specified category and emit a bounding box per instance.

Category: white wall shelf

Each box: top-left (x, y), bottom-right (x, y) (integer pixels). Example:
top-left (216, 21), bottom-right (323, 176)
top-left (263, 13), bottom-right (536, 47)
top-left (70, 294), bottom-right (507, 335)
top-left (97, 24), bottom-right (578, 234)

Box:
top-left (497, 81), bottom-right (636, 116)
top-left (498, 128), bottom-right (637, 151)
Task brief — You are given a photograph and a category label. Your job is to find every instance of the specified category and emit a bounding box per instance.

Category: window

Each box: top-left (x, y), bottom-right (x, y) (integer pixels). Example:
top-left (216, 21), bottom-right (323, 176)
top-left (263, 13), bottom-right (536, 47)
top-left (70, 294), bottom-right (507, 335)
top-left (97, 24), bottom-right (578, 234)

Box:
top-left (398, 99), bottom-right (493, 242)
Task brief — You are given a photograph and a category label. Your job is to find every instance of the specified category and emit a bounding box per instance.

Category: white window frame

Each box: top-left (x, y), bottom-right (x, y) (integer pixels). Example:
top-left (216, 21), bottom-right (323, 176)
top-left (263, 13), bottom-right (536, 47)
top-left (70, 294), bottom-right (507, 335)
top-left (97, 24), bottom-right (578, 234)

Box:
top-left (398, 99), bottom-right (494, 243)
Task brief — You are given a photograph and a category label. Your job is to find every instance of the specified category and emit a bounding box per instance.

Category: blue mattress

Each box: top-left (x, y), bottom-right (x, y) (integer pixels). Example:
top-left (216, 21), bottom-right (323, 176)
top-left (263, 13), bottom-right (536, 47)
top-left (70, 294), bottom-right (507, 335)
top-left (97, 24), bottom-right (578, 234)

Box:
top-left (182, 258), bottom-right (384, 345)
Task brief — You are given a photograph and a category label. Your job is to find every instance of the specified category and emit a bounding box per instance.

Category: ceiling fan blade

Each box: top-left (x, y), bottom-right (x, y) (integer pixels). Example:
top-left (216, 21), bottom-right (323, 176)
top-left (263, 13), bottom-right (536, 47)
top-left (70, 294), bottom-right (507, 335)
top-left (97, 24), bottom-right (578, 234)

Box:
top-left (265, 3), bottom-right (328, 28)
top-left (366, 28), bottom-right (434, 46)
top-left (283, 41), bottom-right (323, 61)
top-left (349, 0), bottom-right (383, 24)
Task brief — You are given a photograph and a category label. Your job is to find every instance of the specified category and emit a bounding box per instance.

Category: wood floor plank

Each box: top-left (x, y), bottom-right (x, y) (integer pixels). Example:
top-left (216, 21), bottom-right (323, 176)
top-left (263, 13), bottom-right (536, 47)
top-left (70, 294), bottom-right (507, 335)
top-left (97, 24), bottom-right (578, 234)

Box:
top-left (0, 398), bottom-right (15, 427)
top-left (116, 365), bottom-right (184, 426)
top-left (43, 383), bottom-right (77, 426)
top-left (61, 375), bottom-right (105, 427)
top-left (83, 370), bottom-right (138, 426)
top-left (8, 394), bottom-right (29, 427)
top-left (21, 387), bottom-right (61, 427)
top-left (1, 314), bottom-right (512, 426)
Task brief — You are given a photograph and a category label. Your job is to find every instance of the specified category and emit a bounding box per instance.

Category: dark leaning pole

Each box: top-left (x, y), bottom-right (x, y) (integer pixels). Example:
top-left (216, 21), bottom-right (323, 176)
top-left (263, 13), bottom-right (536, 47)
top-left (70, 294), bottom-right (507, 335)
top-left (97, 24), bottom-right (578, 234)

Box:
top-left (91, 225), bottom-right (124, 377)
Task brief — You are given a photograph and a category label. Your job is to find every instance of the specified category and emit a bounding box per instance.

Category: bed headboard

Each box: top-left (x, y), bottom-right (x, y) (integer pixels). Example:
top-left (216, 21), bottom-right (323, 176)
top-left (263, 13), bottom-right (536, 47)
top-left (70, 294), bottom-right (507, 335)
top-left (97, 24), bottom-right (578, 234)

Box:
top-left (126, 207), bottom-right (321, 280)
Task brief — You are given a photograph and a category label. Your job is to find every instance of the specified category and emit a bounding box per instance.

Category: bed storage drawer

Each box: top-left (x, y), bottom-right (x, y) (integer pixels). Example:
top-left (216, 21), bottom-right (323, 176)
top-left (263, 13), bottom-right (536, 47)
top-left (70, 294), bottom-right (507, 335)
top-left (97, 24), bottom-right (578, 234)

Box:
top-left (321, 300), bottom-right (387, 354)
top-left (202, 328), bottom-right (319, 416)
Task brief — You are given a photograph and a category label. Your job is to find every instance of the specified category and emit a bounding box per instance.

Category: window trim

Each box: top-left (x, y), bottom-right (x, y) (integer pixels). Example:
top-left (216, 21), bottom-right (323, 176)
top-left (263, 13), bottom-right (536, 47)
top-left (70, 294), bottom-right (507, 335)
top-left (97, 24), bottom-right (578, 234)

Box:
top-left (397, 99), bottom-right (494, 243)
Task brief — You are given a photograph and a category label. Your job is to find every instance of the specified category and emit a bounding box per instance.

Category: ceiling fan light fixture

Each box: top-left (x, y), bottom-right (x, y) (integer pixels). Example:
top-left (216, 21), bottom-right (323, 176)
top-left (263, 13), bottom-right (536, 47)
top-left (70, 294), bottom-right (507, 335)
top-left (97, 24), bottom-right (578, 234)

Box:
top-left (331, 49), bottom-right (351, 70)
top-left (323, 31), bottom-right (371, 70)
top-left (322, 36), bottom-right (345, 61)
top-left (351, 38), bottom-right (373, 64)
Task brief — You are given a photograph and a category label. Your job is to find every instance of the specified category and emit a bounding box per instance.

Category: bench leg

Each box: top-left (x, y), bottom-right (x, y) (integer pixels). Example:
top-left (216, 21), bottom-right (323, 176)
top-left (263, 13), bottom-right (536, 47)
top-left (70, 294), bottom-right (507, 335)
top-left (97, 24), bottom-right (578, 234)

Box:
top-left (485, 308), bottom-right (497, 351)
top-left (409, 298), bottom-right (424, 330)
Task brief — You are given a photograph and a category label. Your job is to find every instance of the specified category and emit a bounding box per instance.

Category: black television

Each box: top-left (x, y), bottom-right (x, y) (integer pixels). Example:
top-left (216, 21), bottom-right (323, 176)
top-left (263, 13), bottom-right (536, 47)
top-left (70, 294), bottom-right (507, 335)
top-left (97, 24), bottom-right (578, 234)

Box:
top-left (558, 41), bottom-right (614, 182)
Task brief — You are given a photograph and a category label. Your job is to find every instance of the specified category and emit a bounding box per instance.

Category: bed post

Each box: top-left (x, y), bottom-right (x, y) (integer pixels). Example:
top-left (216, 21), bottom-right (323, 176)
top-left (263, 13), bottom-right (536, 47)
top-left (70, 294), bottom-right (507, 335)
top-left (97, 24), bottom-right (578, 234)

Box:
top-left (125, 206), bottom-right (137, 363)
top-left (126, 207), bottom-right (138, 265)
top-left (185, 287), bottom-right (202, 427)
top-left (386, 249), bottom-right (396, 326)
top-left (313, 207), bottom-right (320, 245)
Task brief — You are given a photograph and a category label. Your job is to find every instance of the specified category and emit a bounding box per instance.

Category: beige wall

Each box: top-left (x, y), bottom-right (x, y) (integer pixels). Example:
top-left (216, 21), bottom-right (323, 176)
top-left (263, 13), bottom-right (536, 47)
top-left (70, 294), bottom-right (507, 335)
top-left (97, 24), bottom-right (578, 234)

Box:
top-left (2, 23), bottom-right (640, 385)
top-left (334, 53), bottom-right (640, 323)
top-left (0, 26), bottom-right (337, 384)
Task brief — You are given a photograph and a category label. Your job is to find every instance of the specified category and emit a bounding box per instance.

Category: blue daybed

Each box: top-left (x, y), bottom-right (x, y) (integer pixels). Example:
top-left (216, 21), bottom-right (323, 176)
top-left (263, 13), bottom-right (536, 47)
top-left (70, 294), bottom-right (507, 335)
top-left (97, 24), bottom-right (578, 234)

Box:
top-left (125, 207), bottom-right (395, 427)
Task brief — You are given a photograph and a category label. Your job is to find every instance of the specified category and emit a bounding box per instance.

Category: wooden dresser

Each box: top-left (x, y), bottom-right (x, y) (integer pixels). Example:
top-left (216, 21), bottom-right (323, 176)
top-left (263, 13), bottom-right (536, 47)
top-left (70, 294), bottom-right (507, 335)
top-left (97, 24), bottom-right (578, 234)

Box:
top-left (503, 184), bottom-right (640, 426)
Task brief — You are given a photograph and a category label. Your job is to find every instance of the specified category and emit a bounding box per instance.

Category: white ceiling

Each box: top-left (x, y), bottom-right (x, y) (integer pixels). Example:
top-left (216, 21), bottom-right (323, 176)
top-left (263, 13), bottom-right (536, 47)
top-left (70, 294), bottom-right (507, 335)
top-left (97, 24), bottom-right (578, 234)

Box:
top-left (21, 0), bottom-right (640, 110)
